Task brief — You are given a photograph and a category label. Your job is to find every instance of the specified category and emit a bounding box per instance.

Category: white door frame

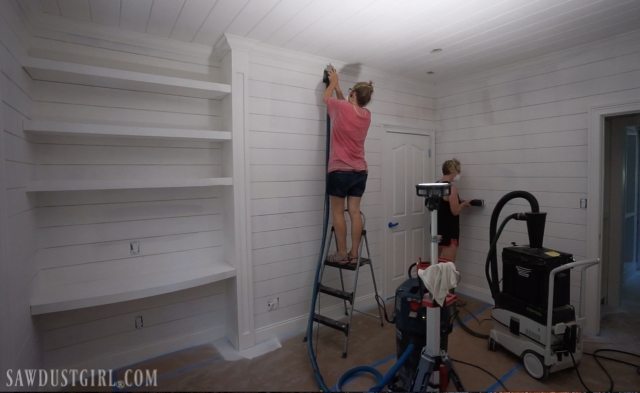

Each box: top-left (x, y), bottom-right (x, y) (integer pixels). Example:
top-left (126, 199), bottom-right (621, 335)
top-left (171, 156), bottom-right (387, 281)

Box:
top-left (587, 100), bottom-right (640, 336)
top-left (381, 125), bottom-right (435, 298)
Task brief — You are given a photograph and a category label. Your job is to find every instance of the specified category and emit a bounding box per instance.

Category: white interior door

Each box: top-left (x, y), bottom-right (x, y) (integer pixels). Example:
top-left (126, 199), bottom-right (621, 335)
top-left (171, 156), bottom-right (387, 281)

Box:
top-left (382, 130), bottom-right (432, 297)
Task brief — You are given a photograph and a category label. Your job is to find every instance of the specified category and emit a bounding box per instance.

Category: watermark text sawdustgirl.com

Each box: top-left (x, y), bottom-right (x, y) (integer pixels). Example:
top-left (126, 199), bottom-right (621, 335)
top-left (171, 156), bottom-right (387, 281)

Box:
top-left (5, 368), bottom-right (158, 389)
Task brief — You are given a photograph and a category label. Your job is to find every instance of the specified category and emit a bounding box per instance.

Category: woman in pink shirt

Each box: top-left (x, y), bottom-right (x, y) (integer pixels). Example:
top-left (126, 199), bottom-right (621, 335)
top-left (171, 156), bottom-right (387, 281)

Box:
top-left (323, 67), bottom-right (373, 263)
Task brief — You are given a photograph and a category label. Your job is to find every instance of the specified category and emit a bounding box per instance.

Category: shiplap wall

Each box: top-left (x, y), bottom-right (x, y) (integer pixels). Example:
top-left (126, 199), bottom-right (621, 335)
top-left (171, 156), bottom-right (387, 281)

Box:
top-left (0, 0), bottom-right (40, 382)
top-left (245, 46), bottom-right (435, 340)
top-left (435, 29), bottom-right (640, 303)
top-left (25, 32), bottom-right (232, 369)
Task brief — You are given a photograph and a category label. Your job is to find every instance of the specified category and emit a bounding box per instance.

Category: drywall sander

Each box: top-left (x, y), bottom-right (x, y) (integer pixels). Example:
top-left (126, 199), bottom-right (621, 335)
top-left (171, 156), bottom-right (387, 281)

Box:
top-left (469, 199), bottom-right (484, 207)
top-left (323, 64), bottom-right (335, 86)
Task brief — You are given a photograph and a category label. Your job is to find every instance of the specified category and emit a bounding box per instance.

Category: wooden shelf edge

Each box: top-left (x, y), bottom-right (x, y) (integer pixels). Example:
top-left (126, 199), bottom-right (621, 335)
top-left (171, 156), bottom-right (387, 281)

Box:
top-left (26, 177), bottom-right (233, 192)
top-left (23, 57), bottom-right (231, 99)
top-left (24, 120), bottom-right (232, 142)
top-left (30, 264), bottom-right (236, 315)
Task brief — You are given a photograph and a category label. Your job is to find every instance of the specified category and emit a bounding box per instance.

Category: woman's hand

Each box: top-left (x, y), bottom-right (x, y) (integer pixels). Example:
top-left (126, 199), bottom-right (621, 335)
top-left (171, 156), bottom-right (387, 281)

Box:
top-left (327, 67), bottom-right (339, 86)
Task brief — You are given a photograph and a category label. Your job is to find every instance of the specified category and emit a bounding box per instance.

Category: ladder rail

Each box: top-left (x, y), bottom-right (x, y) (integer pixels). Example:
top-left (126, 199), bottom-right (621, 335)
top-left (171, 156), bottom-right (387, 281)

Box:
top-left (312, 210), bottom-right (384, 357)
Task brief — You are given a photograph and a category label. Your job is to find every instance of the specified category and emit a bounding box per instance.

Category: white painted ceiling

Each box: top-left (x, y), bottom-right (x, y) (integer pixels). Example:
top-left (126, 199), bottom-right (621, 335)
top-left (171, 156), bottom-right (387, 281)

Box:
top-left (28, 0), bottom-right (640, 81)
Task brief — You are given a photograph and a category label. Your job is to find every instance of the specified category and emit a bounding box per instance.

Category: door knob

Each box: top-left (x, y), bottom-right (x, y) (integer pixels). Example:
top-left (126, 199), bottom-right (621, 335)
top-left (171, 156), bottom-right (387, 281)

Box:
top-left (388, 222), bottom-right (399, 228)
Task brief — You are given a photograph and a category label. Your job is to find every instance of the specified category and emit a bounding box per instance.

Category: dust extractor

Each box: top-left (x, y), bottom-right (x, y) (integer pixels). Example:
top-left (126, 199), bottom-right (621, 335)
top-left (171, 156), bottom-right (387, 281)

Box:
top-left (485, 191), bottom-right (599, 379)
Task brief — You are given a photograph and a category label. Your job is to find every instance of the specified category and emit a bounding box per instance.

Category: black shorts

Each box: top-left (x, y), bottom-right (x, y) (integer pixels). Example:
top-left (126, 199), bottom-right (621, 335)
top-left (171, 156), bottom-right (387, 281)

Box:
top-left (327, 171), bottom-right (367, 197)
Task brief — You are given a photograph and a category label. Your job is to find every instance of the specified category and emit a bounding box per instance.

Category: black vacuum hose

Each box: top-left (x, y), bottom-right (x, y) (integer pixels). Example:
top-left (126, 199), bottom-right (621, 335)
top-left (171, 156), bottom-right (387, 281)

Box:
top-left (486, 191), bottom-right (540, 300)
top-left (305, 75), bottom-right (332, 392)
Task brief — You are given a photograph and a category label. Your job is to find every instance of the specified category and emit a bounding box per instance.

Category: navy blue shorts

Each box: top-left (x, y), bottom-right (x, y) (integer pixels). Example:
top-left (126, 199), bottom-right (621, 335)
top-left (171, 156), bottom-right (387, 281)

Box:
top-left (327, 171), bottom-right (368, 197)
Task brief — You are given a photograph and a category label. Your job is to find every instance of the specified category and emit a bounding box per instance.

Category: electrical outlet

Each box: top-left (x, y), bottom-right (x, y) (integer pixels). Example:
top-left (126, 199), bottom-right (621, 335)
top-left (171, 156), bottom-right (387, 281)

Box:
top-left (267, 297), bottom-right (279, 311)
top-left (135, 315), bottom-right (143, 329)
top-left (580, 198), bottom-right (588, 209)
top-left (130, 240), bottom-right (140, 256)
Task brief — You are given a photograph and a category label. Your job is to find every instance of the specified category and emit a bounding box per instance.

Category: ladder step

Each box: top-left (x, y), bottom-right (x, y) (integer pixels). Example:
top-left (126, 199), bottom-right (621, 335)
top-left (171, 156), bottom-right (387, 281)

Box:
top-left (325, 257), bottom-right (371, 270)
top-left (318, 284), bottom-right (353, 302)
top-left (313, 313), bottom-right (349, 335)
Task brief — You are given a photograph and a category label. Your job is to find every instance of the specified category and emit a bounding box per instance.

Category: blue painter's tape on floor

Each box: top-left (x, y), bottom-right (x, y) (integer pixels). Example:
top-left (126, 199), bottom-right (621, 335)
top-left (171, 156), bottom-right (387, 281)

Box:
top-left (485, 363), bottom-right (521, 391)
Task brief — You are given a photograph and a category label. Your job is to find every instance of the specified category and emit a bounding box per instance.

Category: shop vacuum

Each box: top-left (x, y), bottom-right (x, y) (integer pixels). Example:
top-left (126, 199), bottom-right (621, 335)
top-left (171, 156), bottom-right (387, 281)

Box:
top-left (485, 191), bottom-right (598, 379)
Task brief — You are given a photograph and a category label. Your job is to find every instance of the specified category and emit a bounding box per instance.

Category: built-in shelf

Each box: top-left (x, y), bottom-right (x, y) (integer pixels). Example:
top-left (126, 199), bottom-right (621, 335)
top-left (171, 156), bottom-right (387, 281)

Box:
top-left (24, 120), bottom-right (232, 142)
top-left (26, 177), bottom-right (233, 192)
top-left (23, 57), bottom-right (231, 99)
top-left (31, 260), bottom-right (236, 315)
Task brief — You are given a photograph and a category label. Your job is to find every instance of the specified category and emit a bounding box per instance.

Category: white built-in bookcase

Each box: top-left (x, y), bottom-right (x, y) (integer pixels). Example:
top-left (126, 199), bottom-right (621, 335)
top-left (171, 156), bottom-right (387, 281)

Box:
top-left (23, 38), bottom-right (252, 350)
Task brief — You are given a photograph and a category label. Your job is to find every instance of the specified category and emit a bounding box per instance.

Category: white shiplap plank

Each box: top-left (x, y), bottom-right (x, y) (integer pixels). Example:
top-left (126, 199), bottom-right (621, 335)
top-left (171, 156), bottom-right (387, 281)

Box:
top-left (32, 142), bottom-right (222, 165)
top-left (252, 224), bottom-right (322, 250)
top-left (34, 164), bottom-right (220, 183)
top-left (120, 0), bottom-right (153, 33)
top-left (225, 0), bottom-right (280, 37)
top-left (39, 0), bottom-right (60, 15)
top-left (36, 197), bottom-right (221, 227)
top-left (436, 129), bottom-right (587, 155)
top-left (42, 292), bottom-right (225, 350)
top-left (31, 247), bottom-right (233, 315)
top-left (192, 0), bottom-right (249, 46)
top-left (89, 0), bottom-right (120, 26)
top-left (34, 101), bottom-right (222, 130)
top-left (438, 50), bottom-right (640, 111)
top-left (169, 0), bottom-right (216, 42)
top-left (249, 114), bottom-right (323, 135)
top-left (38, 213), bottom-right (222, 249)
top-left (146, 0), bottom-right (185, 37)
top-left (37, 230), bottom-right (224, 269)
top-left (37, 282), bottom-right (225, 331)
top-left (285, 0), bottom-right (380, 54)
top-left (251, 195), bottom-right (324, 216)
top-left (264, 0), bottom-right (339, 47)
top-left (245, 0), bottom-right (314, 42)
top-left (436, 113), bottom-right (586, 143)
top-left (43, 312), bottom-right (224, 368)
top-left (58, 0), bottom-right (91, 21)
top-left (33, 80), bottom-right (222, 116)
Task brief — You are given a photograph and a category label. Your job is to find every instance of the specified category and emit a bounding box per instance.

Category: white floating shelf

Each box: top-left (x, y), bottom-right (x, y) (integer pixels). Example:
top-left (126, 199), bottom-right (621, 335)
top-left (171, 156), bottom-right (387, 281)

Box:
top-left (27, 177), bottom-right (233, 192)
top-left (31, 260), bottom-right (236, 315)
top-left (24, 57), bottom-right (231, 99)
top-left (24, 120), bottom-right (232, 142)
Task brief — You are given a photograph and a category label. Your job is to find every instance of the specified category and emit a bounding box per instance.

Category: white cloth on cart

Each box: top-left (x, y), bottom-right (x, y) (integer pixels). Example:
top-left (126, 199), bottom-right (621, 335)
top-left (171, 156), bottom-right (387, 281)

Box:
top-left (418, 261), bottom-right (460, 306)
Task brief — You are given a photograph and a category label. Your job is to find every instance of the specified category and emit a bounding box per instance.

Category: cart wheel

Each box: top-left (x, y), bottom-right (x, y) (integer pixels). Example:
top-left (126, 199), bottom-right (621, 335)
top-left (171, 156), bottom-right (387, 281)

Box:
top-left (488, 338), bottom-right (497, 351)
top-left (522, 351), bottom-right (549, 380)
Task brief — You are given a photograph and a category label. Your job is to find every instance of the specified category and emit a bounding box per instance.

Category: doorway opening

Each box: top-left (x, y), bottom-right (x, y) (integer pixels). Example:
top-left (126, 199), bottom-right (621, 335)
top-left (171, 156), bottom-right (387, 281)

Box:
top-left (602, 114), bottom-right (640, 313)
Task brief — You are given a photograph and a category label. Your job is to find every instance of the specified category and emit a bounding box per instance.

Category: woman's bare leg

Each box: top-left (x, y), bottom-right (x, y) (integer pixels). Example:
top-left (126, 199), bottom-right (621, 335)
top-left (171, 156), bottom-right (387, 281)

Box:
top-left (330, 196), bottom-right (347, 257)
top-left (347, 196), bottom-right (362, 258)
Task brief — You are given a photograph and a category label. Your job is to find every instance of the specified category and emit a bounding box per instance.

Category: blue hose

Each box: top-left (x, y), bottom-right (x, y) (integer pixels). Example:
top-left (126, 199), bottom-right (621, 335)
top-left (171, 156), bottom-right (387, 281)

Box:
top-left (334, 342), bottom-right (415, 392)
top-left (336, 366), bottom-right (383, 391)
top-left (369, 342), bottom-right (414, 392)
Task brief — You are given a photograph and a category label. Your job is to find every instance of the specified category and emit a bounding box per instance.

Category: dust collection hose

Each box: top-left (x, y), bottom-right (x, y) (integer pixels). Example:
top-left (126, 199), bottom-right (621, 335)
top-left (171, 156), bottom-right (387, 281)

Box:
top-left (485, 191), bottom-right (541, 300)
top-left (305, 71), bottom-right (332, 392)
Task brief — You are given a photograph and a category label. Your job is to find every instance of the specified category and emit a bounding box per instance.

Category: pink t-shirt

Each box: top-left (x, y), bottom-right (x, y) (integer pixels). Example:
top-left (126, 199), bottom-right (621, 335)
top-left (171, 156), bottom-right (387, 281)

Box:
top-left (324, 97), bottom-right (371, 173)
